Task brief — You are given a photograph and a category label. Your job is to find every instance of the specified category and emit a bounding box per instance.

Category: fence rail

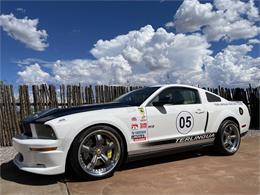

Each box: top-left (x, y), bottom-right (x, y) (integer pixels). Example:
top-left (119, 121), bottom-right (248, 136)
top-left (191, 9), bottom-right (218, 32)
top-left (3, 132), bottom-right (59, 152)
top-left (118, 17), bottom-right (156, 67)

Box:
top-left (0, 84), bottom-right (259, 146)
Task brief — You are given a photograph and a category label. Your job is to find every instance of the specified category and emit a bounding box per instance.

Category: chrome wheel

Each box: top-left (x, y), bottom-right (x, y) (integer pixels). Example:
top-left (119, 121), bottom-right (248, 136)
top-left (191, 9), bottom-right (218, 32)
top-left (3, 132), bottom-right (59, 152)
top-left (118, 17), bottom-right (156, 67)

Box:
top-left (77, 129), bottom-right (121, 177)
top-left (222, 124), bottom-right (240, 153)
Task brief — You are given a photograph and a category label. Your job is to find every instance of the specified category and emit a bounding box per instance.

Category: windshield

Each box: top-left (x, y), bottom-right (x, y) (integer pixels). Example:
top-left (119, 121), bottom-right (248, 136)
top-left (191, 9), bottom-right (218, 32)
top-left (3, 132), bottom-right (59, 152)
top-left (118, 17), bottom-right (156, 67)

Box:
top-left (113, 87), bottom-right (160, 106)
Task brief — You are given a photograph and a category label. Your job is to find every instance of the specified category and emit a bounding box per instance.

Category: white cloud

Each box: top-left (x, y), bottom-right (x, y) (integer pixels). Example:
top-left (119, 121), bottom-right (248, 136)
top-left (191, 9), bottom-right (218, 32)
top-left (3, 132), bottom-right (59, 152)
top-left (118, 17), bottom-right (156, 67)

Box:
top-left (172, 0), bottom-right (217, 33)
top-left (247, 0), bottom-right (260, 22)
top-left (207, 44), bottom-right (260, 86)
top-left (0, 13), bottom-right (48, 51)
top-left (248, 38), bottom-right (260, 44)
top-left (168, 0), bottom-right (260, 41)
top-left (91, 25), bottom-right (211, 73)
top-left (16, 22), bottom-right (259, 87)
top-left (18, 25), bottom-right (260, 87)
top-left (165, 21), bottom-right (174, 29)
top-left (18, 25), bottom-right (212, 86)
top-left (52, 56), bottom-right (132, 85)
top-left (17, 64), bottom-right (51, 84)
top-left (15, 58), bottom-right (52, 66)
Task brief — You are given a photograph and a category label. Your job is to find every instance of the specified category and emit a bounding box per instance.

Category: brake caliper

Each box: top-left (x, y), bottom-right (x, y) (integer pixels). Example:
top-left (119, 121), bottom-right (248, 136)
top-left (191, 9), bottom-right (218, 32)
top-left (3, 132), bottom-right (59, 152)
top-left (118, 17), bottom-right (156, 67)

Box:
top-left (106, 140), bottom-right (113, 159)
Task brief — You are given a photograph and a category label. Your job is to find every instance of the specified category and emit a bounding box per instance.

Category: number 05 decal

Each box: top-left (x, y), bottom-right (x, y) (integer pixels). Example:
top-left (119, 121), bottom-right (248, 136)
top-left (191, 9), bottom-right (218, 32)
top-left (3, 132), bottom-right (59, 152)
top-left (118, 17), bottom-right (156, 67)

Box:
top-left (176, 111), bottom-right (194, 134)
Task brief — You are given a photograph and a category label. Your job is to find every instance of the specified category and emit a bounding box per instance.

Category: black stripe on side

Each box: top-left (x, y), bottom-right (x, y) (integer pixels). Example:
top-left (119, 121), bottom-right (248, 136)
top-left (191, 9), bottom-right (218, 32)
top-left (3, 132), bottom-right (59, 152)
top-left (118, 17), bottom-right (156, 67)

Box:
top-left (204, 112), bottom-right (209, 132)
top-left (142, 133), bottom-right (215, 146)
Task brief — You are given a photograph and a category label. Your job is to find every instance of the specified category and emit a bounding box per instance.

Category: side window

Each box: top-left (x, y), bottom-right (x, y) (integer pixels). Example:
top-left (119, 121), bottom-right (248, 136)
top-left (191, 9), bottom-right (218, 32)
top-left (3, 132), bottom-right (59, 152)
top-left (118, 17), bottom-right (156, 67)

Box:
top-left (152, 87), bottom-right (201, 105)
top-left (206, 92), bottom-right (221, 102)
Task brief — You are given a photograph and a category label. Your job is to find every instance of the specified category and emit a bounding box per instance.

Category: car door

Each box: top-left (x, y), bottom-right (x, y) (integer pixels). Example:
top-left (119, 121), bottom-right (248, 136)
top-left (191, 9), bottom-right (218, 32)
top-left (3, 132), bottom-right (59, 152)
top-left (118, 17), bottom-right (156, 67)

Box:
top-left (145, 87), bottom-right (207, 142)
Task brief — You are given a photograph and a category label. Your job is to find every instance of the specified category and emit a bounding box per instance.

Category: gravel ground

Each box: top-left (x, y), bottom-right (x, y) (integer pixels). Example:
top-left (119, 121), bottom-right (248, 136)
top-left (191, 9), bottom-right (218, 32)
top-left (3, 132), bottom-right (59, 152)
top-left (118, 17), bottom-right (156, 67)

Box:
top-left (0, 147), bottom-right (17, 166)
top-left (1, 129), bottom-right (259, 166)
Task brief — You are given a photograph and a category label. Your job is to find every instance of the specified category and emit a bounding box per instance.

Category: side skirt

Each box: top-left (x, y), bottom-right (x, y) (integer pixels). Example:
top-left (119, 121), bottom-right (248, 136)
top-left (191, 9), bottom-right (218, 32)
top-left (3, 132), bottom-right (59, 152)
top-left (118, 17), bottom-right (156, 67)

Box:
top-left (127, 141), bottom-right (214, 162)
top-left (127, 133), bottom-right (215, 162)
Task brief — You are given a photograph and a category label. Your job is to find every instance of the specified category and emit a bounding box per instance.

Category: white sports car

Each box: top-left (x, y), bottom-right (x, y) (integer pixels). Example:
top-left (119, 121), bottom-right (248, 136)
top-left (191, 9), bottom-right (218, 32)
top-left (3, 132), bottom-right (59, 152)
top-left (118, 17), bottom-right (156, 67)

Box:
top-left (13, 84), bottom-right (250, 179)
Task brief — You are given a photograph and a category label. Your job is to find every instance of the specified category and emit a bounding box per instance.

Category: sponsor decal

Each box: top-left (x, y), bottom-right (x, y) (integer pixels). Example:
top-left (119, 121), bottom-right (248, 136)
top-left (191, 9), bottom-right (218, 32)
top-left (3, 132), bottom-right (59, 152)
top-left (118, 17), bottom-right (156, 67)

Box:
top-left (176, 111), bottom-right (194, 134)
top-left (131, 117), bottom-right (137, 122)
top-left (138, 107), bottom-right (145, 116)
top-left (214, 102), bottom-right (243, 106)
top-left (131, 123), bottom-right (139, 130)
top-left (140, 116), bottom-right (147, 122)
top-left (145, 133), bottom-right (215, 146)
top-left (140, 123), bottom-right (147, 129)
top-left (131, 130), bottom-right (147, 141)
top-left (175, 133), bottom-right (215, 143)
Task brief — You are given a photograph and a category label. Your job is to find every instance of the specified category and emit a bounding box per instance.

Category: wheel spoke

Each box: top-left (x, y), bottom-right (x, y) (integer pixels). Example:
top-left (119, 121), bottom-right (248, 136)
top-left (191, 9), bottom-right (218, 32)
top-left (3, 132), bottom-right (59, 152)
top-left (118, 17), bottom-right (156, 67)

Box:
top-left (223, 131), bottom-right (229, 135)
top-left (88, 155), bottom-right (98, 169)
top-left (230, 135), bottom-right (237, 139)
top-left (100, 154), bottom-right (111, 165)
top-left (227, 126), bottom-right (233, 133)
top-left (224, 140), bottom-right (229, 146)
top-left (95, 134), bottom-right (104, 146)
top-left (82, 145), bottom-right (94, 154)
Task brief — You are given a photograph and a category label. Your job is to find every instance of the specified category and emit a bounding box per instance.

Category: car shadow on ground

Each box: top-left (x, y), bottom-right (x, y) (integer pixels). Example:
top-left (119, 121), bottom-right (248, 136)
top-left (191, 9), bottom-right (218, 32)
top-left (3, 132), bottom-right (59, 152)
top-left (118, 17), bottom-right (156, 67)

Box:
top-left (1, 148), bottom-right (216, 185)
top-left (66, 147), bottom-right (217, 182)
top-left (0, 161), bottom-right (66, 185)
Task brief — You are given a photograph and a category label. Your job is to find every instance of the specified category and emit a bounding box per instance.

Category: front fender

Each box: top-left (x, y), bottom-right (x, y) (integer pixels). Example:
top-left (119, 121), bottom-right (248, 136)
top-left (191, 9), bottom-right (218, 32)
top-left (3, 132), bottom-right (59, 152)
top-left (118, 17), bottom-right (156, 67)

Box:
top-left (45, 111), bottom-right (131, 158)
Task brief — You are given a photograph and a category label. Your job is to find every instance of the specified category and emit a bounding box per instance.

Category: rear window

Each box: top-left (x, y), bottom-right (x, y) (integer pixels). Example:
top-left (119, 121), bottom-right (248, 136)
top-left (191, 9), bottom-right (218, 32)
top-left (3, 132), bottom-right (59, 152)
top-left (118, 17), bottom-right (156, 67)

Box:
top-left (206, 92), bottom-right (221, 102)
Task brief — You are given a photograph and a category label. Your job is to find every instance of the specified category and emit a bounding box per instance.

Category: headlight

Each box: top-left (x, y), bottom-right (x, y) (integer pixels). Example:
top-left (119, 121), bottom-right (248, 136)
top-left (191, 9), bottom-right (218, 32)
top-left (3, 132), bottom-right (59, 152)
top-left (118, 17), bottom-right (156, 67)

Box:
top-left (32, 124), bottom-right (57, 139)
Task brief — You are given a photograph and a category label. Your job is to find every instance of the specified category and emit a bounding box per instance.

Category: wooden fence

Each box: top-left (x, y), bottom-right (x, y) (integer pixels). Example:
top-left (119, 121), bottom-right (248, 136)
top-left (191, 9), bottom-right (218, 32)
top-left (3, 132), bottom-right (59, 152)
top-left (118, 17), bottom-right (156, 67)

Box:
top-left (0, 84), bottom-right (259, 146)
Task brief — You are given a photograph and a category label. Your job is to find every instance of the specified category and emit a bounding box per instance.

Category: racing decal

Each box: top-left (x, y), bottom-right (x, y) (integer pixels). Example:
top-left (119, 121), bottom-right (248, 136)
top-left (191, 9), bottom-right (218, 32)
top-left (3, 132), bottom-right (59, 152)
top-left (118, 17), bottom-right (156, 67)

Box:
top-left (140, 123), bottom-right (147, 129)
top-left (131, 130), bottom-right (147, 142)
top-left (145, 133), bottom-right (215, 146)
top-left (214, 102), bottom-right (243, 106)
top-left (148, 125), bottom-right (155, 128)
top-left (137, 107), bottom-right (147, 122)
top-left (138, 107), bottom-right (145, 116)
top-left (176, 111), bottom-right (194, 134)
top-left (175, 133), bottom-right (215, 143)
top-left (131, 117), bottom-right (137, 122)
top-left (131, 123), bottom-right (139, 130)
top-left (140, 116), bottom-right (147, 122)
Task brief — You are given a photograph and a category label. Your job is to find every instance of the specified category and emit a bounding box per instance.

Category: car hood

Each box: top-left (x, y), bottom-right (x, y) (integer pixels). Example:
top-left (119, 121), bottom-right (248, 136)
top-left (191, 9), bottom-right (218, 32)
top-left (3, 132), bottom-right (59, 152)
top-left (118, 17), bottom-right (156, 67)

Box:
top-left (23, 102), bottom-right (131, 124)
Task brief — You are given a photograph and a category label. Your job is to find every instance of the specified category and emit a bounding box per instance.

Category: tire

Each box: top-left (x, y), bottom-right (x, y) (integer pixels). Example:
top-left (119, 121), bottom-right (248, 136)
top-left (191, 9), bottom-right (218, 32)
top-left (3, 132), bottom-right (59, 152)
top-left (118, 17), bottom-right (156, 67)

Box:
top-left (69, 125), bottom-right (125, 179)
top-left (214, 120), bottom-right (241, 155)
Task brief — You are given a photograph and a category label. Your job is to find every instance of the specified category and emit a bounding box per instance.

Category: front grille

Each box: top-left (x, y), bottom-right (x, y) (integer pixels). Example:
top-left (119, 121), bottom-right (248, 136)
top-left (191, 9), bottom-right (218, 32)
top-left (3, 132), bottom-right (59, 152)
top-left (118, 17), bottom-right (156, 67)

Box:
top-left (22, 123), bottom-right (32, 137)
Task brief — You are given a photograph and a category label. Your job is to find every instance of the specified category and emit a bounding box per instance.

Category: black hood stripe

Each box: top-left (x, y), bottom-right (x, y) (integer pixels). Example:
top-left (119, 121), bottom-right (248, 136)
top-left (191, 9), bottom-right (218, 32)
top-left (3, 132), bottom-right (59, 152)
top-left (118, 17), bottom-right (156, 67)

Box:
top-left (24, 103), bottom-right (131, 124)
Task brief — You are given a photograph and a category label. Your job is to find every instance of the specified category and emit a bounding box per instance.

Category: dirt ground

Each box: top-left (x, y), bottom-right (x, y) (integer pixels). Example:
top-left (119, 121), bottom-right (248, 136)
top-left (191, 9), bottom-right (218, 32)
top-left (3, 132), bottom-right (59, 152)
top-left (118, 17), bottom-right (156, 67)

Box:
top-left (1, 136), bottom-right (260, 195)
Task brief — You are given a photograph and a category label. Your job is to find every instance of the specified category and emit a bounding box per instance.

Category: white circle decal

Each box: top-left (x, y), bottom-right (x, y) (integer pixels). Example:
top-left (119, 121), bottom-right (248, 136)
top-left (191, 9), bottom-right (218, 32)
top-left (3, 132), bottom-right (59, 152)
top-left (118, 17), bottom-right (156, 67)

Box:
top-left (176, 111), bottom-right (194, 134)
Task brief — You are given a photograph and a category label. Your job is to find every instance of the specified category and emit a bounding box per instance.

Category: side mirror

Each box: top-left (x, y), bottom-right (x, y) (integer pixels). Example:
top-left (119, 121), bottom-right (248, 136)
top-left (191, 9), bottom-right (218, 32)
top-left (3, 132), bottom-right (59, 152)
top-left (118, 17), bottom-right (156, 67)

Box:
top-left (152, 101), bottom-right (165, 107)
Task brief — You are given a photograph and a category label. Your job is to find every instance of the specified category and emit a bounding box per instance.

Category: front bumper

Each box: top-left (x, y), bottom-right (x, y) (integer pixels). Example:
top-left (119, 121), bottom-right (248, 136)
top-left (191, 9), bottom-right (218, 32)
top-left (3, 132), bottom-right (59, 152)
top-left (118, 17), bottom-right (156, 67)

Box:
top-left (12, 136), bottom-right (66, 175)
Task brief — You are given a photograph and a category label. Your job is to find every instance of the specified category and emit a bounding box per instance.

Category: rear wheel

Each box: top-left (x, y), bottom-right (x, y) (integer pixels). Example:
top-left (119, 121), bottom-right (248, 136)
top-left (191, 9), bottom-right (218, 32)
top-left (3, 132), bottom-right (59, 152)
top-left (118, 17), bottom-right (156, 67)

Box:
top-left (69, 125), bottom-right (125, 179)
top-left (215, 120), bottom-right (241, 155)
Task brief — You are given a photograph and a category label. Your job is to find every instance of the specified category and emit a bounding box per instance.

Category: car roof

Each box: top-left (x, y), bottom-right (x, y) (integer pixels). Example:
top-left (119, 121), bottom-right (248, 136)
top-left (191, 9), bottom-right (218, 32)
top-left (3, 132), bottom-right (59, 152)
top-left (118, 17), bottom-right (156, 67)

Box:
top-left (151, 84), bottom-right (200, 89)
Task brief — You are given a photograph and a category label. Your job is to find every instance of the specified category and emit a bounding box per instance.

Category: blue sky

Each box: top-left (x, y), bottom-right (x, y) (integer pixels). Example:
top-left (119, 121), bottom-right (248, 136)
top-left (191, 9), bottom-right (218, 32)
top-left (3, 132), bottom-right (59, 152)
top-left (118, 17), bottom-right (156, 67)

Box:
top-left (1, 1), bottom-right (181, 83)
top-left (1, 0), bottom-right (260, 87)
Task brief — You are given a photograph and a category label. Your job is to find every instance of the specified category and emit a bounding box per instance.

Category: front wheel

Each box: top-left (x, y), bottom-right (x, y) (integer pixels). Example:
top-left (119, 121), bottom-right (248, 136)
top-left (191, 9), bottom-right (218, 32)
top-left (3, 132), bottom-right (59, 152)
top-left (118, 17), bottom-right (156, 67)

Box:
top-left (69, 125), bottom-right (125, 179)
top-left (214, 120), bottom-right (241, 155)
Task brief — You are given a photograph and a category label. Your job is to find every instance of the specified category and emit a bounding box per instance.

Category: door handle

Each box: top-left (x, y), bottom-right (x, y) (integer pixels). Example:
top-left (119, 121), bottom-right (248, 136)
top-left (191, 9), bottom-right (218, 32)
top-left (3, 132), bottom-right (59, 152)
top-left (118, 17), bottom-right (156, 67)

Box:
top-left (195, 109), bottom-right (205, 114)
